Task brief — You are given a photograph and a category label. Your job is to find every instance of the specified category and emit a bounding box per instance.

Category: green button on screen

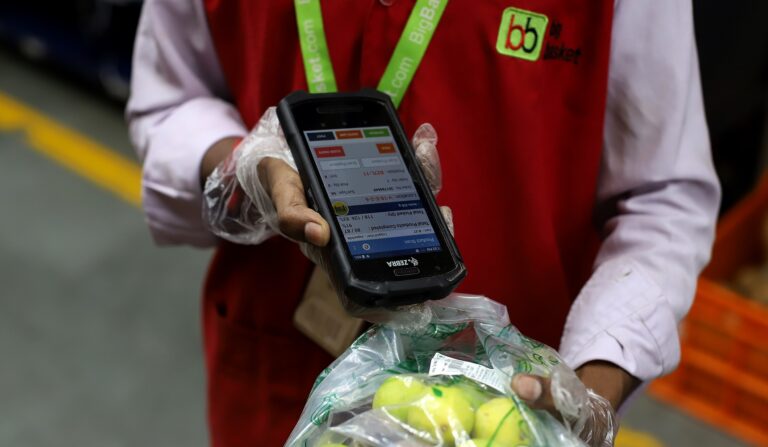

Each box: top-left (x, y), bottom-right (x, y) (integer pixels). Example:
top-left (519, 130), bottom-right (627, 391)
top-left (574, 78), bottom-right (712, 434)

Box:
top-left (363, 128), bottom-right (390, 138)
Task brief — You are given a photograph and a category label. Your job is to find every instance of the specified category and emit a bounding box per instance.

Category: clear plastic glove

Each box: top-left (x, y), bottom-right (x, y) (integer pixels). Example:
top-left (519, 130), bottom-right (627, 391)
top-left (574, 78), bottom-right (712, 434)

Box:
top-left (202, 107), bottom-right (296, 245)
top-left (203, 107), bottom-right (451, 324)
top-left (511, 365), bottom-right (618, 446)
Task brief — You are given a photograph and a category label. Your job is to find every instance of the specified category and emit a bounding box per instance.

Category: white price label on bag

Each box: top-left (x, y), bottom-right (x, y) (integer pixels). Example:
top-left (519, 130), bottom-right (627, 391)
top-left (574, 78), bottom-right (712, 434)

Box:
top-left (428, 353), bottom-right (509, 393)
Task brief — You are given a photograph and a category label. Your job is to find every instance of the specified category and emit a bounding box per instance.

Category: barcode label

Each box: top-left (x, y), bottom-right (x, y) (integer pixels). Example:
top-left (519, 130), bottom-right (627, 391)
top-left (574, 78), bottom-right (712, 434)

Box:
top-left (428, 353), bottom-right (509, 393)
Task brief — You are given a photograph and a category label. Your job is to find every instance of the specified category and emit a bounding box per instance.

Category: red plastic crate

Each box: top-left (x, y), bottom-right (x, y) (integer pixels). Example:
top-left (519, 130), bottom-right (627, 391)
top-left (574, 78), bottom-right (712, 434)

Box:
top-left (650, 175), bottom-right (768, 446)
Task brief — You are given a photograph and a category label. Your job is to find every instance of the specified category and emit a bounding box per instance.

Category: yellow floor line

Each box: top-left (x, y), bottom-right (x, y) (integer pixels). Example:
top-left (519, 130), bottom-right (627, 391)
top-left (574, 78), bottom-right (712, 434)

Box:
top-left (616, 426), bottom-right (665, 447)
top-left (0, 92), bottom-right (141, 207)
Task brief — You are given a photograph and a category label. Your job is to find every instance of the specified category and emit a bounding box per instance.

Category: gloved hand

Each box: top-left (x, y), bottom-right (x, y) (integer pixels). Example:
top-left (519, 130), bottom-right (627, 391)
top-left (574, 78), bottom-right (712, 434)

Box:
top-left (511, 363), bottom-right (622, 447)
top-left (203, 107), bottom-right (451, 321)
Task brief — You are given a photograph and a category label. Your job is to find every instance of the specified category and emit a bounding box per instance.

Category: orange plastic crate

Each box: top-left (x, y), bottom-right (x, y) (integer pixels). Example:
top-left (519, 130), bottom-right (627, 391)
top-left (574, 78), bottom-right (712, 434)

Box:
top-left (650, 175), bottom-right (768, 446)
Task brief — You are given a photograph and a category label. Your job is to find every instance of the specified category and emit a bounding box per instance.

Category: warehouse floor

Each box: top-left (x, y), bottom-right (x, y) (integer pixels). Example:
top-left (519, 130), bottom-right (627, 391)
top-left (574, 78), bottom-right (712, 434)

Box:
top-left (0, 47), bottom-right (748, 447)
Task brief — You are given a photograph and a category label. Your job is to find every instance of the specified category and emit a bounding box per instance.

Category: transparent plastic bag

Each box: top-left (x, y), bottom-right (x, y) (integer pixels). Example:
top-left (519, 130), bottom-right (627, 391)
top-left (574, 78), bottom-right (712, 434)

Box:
top-left (286, 294), bottom-right (614, 447)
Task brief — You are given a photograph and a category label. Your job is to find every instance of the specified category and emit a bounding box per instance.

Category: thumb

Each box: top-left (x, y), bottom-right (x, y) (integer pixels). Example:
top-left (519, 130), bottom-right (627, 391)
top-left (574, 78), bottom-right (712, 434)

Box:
top-left (512, 374), bottom-right (556, 413)
top-left (440, 206), bottom-right (454, 236)
top-left (412, 123), bottom-right (442, 195)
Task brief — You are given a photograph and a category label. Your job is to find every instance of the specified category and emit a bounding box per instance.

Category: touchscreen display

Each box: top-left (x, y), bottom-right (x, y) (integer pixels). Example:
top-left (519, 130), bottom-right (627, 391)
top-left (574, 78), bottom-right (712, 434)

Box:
top-left (304, 126), bottom-right (443, 260)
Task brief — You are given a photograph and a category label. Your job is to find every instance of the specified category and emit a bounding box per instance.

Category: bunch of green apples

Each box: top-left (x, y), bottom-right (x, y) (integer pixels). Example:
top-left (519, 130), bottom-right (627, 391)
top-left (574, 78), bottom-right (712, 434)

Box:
top-left (366, 375), bottom-right (532, 447)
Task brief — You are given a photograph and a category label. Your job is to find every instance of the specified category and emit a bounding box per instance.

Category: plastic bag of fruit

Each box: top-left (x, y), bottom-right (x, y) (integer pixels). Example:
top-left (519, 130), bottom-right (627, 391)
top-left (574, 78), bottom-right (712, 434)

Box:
top-left (285, 294), bottom-right (612, 447)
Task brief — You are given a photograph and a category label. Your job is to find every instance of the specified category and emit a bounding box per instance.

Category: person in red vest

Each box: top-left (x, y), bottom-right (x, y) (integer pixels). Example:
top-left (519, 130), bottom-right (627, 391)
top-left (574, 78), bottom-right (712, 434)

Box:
top-left (127, 1), bottom-right (720, 446)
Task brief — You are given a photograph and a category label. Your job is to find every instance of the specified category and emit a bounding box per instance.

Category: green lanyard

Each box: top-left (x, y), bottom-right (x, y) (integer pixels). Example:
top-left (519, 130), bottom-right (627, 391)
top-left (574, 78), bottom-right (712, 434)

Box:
top-left (294, 0), bottom-right (448, 108)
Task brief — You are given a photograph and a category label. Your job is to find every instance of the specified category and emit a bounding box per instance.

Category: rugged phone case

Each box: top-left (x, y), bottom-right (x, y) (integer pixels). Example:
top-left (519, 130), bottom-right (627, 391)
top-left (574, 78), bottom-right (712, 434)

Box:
top-left (277, 89), bottom-right (466, 307)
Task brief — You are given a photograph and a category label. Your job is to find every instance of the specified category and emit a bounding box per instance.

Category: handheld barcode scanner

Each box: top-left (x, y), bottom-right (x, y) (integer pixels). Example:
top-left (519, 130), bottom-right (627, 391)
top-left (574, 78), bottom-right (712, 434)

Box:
top-left (278, 89), bottom-right (466, 307)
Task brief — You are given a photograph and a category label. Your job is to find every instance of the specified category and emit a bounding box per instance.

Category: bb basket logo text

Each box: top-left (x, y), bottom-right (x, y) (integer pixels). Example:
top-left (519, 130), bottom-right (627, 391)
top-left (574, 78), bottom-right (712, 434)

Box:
top-left (496, 7), bottom-right (549, 61)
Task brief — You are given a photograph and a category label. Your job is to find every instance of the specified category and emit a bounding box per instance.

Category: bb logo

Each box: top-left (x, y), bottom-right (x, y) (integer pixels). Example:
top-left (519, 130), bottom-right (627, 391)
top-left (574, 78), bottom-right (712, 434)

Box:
top-left (496, 7), bottom-right (549, 61)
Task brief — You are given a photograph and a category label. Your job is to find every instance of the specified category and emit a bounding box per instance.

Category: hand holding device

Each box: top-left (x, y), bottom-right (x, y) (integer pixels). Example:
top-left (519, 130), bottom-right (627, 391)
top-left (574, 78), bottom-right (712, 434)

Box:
top-left (204, 106), bottom-right (340, 246)
top-left (203, 105), bottom-right (452, 271)
top-left (205, 91), bottom-right (465, 308)
top-left (277, 90), bottom-right (465, 307)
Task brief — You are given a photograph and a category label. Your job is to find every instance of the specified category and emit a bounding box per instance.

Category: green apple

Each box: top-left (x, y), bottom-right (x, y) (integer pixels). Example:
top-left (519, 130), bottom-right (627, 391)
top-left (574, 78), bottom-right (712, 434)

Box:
top-left (458, 440), bottom-right (495, 447)
top-left (451, 380), bottom-right (491, 411)
top-left (473, 398), bottom-right (528, 445)
top-left (315, 431), bottom-right (347, 446)
top-left (406, 385), bottom-right (475, 445)
top-left (372, 375), bottom-right (428, 421)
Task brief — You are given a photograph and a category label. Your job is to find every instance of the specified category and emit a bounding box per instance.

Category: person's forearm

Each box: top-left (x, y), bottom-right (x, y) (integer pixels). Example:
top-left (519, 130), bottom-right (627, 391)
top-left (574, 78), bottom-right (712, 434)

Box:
top-left (200, 137), bottom-right (241, 185)
top-left (576, 361), bottom-right (640, 409)
top-left (127, 0), bottom-right (247, 247)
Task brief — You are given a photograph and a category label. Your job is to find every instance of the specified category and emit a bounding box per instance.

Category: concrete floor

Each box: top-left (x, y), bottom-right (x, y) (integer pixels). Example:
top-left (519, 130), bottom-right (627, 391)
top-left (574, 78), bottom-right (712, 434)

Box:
top-left (0, 48), bottom-right (211, 446)
top-left (0, 47), bottom-right (749, 447)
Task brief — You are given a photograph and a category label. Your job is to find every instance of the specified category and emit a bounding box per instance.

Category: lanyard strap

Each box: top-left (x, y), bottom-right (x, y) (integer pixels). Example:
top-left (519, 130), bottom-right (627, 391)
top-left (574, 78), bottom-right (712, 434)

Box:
top-left (294, 0), bottom-right (448, 108)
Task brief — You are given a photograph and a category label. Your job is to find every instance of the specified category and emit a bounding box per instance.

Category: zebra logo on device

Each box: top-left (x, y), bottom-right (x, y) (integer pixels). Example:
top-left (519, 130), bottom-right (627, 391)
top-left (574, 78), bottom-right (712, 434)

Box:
top-left (387, 257), bottom-right (420, 268)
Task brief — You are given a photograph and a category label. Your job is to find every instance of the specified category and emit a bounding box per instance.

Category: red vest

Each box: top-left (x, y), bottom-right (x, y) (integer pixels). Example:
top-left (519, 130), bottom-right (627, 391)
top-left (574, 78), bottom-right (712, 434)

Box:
top-left (202, 1), bottom-right (613, 445)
